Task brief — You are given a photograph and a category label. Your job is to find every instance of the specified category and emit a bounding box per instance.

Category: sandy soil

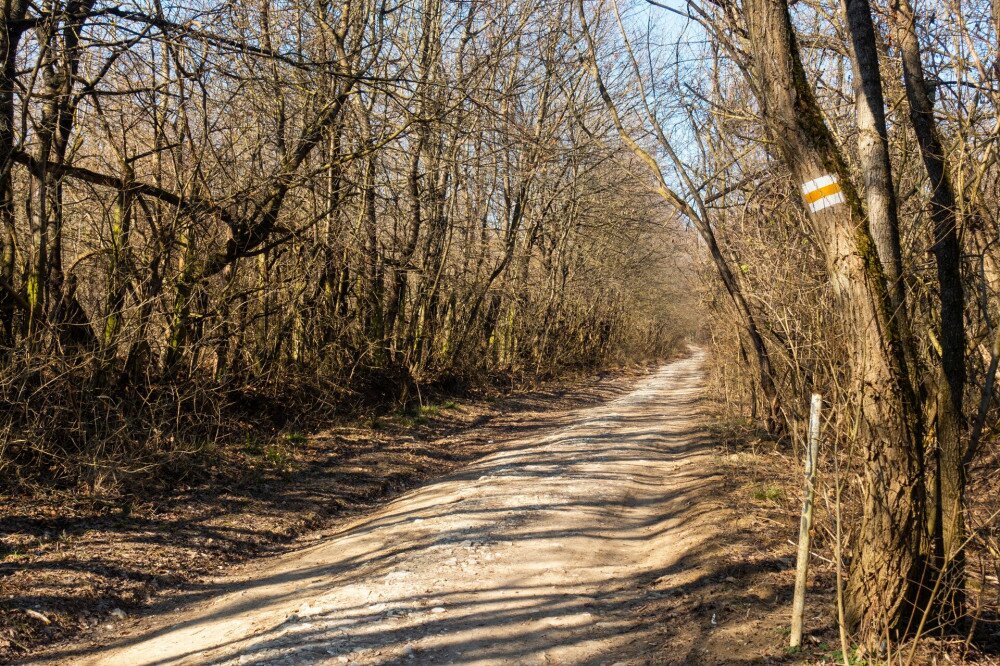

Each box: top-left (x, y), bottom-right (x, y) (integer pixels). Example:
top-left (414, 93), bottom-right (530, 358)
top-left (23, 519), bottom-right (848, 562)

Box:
top-left (32, 351), bottom-right (737, 666)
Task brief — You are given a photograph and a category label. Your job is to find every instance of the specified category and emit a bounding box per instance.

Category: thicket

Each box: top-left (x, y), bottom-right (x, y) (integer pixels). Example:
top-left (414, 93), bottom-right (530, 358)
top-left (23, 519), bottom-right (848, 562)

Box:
top-left (0, 0), bottom-right (700, 492)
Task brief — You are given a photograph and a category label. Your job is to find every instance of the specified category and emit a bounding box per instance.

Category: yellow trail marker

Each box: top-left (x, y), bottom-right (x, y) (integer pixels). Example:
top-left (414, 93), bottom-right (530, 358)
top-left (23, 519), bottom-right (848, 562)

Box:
top-left (802, 175), bottom-right (845, 212)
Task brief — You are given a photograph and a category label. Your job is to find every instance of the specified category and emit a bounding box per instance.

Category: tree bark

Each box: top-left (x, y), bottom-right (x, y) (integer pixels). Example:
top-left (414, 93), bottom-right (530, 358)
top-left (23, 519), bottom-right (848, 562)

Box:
top-left (842, 0), bottom-right (905, 310)
top-left (888, 0), bottom-right (967, 617)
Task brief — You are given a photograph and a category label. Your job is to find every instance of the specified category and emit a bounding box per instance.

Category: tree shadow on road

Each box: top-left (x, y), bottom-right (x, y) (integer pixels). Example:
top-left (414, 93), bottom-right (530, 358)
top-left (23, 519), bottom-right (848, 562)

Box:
top-left (25, 362), bottom-right (814, 666)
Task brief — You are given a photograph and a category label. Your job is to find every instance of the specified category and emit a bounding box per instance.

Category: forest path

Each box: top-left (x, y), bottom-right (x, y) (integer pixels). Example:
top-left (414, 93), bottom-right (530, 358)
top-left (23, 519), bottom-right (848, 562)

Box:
top-left (57, 351), bottom-right (722, 666)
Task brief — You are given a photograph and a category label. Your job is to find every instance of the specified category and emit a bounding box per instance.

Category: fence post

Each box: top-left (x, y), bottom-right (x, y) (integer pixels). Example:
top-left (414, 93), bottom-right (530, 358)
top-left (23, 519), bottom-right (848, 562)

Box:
top-left (790, 393), bottom-right (822, 648)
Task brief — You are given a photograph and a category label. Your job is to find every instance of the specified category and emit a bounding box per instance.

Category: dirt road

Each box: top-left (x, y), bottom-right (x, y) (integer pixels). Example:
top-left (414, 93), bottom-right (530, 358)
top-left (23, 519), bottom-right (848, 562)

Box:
top-left (46, 351), bottom-right (724, 665)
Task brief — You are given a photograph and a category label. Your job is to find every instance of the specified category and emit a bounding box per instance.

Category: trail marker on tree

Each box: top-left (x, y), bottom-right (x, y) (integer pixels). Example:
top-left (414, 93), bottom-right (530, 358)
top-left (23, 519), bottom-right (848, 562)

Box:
top-left (801, 175), bottom-right (845, 213)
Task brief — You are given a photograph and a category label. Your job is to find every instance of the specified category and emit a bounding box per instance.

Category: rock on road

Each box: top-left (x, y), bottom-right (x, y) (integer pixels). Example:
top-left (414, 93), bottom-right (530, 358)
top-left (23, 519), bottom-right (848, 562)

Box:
top-left (52, 351), bottom-right (720, 666)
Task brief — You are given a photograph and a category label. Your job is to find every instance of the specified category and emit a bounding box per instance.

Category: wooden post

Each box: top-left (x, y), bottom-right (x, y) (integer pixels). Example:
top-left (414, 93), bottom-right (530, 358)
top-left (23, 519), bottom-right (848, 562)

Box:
top-left (790, 393), bottom-right (822, 648)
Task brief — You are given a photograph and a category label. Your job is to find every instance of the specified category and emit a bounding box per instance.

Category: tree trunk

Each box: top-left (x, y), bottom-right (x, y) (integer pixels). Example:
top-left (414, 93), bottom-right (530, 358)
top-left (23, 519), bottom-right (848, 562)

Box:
top-left (843, 0), bottom-right (905, 309)
top-left (888, 0), bottom-right (967, 618)
top-left (0, 0), bottom-right (28, 346)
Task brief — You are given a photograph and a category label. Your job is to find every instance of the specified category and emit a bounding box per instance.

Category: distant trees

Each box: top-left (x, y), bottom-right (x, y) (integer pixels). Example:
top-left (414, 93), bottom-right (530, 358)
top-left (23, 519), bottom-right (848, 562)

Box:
top-left (0, 0), bottom-right (698, 489)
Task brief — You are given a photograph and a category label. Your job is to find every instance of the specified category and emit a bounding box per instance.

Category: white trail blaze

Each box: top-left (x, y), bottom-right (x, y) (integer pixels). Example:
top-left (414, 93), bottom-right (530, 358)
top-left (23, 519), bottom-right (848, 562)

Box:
top-left (802, 174), bottom-right (845, 212)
